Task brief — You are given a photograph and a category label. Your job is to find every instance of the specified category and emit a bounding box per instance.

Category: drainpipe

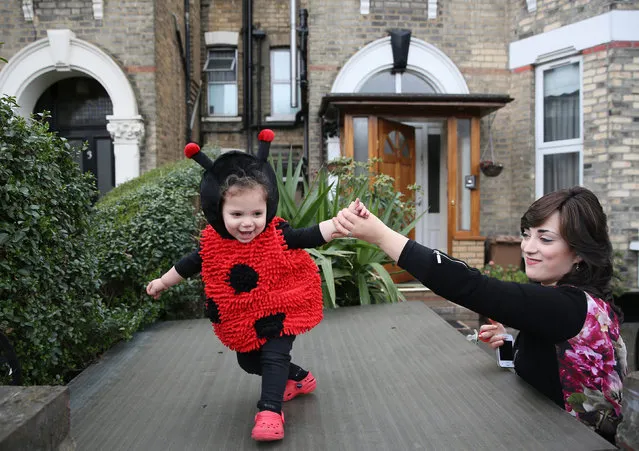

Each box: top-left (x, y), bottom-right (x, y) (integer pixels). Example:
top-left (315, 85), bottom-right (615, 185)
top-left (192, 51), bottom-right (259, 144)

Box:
top-left (290, 0), bottom-right (298, 109)
top-left (296, 8), bottom-right (309, 176)
top-left (243, 0), bottom-right (254, 153)
top-left (252, 29), bottom-right (266, 130)
top-left (184, 0), bottom-right (192, 142)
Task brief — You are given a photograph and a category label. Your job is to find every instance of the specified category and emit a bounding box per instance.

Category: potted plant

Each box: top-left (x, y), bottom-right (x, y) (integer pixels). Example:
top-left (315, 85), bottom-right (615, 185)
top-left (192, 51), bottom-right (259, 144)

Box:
top-left (480, 114), bottom-right (504, 177)
top-left (479, 160), bottom-right (503, 177)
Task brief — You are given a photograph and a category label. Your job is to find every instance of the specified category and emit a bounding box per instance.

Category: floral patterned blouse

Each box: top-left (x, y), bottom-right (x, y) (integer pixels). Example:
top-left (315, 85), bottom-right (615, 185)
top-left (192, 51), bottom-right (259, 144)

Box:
top-left (556, 291), bottom-right (628, 435)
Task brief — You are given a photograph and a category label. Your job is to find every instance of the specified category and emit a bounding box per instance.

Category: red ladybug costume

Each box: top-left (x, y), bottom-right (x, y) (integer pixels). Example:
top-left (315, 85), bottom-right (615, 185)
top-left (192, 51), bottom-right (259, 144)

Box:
top-left (181, 130), bottom-right (323, 352)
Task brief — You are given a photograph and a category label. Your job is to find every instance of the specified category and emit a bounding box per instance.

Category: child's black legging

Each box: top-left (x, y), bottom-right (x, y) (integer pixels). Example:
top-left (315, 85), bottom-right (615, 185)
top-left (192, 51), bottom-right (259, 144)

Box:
top-left (236, 335), bottom-right (307, 413)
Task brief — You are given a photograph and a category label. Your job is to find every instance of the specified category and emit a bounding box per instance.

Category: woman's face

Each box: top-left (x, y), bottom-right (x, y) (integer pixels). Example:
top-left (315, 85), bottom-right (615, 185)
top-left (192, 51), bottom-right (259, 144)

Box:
top-left (520, 211), bottom-right (581, 285)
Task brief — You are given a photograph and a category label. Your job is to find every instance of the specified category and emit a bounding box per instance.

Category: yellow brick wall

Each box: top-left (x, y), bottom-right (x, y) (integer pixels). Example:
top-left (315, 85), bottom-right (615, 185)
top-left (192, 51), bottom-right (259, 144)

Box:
top-left (452, 239), bottom-right (485, 269)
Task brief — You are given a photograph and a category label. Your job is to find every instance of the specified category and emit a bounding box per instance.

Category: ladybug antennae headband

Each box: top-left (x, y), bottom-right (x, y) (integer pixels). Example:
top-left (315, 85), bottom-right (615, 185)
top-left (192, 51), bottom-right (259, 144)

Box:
top-left (183, 129), bottom-right (275, 168)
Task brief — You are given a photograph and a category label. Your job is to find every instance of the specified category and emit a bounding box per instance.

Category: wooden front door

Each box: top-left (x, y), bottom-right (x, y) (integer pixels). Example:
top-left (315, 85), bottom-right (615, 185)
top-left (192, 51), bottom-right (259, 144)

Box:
top-left (377, 118), bottom-right (416, 283)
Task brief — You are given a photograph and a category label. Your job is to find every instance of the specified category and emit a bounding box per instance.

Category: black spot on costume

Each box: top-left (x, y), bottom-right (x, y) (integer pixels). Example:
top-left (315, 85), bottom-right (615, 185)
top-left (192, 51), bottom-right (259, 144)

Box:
top-left (205, 298), bottom-right (220, 323)
top-left (228, 264), bottom-right (259, 294)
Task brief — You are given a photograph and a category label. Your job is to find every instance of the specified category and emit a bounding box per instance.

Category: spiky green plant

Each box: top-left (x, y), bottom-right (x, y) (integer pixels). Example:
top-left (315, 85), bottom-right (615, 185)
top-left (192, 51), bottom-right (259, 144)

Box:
top-left (272, 153), bottom-right (421, 308)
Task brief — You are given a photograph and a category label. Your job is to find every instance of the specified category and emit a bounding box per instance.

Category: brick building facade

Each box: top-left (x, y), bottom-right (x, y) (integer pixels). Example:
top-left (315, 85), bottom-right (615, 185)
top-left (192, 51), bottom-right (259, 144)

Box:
top-left (1, 0), bottom-right (638, 288)
top-left (0, 0), bottom-right (200, 189)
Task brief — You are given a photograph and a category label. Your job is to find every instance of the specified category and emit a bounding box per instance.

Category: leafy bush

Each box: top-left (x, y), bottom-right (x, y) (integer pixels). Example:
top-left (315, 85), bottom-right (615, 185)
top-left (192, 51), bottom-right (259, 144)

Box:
top-left (0, 96), bottom-right (103, 384)
top-left (611, 250), bottom-right (628, 300)
top-left (481, 261), bottom-right (528, 283)
top-left (92, 153), bottom-right (213, 325)
top-left (273, 154), bottom-right (420, 308)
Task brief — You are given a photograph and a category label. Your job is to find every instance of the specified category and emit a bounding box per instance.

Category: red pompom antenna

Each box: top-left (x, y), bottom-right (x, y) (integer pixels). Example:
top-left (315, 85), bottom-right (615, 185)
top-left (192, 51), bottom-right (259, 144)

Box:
top-left (256, 130), bottom-right (275, 161)
top-left (184, 142), bottom-right (214, 170)
top-left (258, 129), bottom-right (275, 143)
top-left (184, 142), bottom-right (200, 158)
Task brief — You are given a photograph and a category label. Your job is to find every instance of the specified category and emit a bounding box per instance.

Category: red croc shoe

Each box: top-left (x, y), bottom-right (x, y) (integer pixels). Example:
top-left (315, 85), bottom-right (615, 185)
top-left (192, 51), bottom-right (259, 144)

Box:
top-left (283, 372), bottom-right (316, 402)
top-left (251, 410), bottom-right (285, 442)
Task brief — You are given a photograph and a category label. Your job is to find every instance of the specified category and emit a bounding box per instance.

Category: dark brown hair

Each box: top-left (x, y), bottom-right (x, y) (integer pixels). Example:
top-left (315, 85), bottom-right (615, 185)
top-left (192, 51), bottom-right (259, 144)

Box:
top-left (220, 168), bottom-right (269, 200)
top-left (520, 187), bottom-right (616, 307)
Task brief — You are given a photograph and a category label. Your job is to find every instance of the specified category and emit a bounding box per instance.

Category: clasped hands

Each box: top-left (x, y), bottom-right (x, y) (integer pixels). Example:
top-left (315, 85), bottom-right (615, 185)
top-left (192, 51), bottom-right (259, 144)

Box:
top-left (331, 198), bottom-right (387, 244)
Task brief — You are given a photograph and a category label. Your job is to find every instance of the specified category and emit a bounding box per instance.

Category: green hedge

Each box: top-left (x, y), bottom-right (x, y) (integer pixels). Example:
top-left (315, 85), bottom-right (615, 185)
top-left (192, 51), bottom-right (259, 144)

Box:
top-left (0, 96), bottom-right (104, 384)
top-left (92, 153), bottom-right (211, 324)
top-left (0, 95), bottom-right (214, 384)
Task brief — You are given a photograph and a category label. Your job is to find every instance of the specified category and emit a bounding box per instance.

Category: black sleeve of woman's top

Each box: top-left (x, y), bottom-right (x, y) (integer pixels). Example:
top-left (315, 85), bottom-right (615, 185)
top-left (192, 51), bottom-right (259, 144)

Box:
top-left (174, 248), bottom-right (202, 278)
top-left (397, 240), bottom-right (587, 342)
top-left (277, 221), bottom-right (327, 249)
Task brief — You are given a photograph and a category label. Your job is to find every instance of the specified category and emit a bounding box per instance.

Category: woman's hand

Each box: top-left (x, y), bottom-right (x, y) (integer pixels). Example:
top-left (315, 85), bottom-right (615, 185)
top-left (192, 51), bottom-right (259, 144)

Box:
top-left (478, 320), bottom-right (508, 349)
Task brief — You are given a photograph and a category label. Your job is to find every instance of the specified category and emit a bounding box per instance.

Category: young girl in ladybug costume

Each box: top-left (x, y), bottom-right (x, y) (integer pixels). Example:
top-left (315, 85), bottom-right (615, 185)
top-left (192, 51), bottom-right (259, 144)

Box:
top-left (147, 129), bottom-right (367, 441)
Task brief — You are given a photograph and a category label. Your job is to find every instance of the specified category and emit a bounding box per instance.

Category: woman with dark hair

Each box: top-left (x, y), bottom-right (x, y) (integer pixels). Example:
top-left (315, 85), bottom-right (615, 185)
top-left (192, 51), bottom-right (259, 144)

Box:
top-left (333, 187), bottom-right (627, 443)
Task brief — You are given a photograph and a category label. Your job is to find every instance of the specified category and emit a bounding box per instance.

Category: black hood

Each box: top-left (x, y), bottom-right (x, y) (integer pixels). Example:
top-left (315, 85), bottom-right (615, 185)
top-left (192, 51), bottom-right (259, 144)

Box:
top-left (184, 130), bottom-right (278, 239)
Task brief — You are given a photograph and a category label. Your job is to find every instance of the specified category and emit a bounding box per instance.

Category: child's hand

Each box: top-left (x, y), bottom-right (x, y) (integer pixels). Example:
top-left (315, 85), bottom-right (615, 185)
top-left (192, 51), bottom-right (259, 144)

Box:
top-left (348, 198), bottom-right (370, 218)
top-left (146, 279), bottom-right (167, 300)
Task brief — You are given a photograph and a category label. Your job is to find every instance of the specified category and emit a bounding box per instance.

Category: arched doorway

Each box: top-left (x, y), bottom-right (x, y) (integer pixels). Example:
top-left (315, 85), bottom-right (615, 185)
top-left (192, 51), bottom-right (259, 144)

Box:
top-left (35, 77), bottom-right (115, 196)
top-left (0, 30), bottom-right (144, 186)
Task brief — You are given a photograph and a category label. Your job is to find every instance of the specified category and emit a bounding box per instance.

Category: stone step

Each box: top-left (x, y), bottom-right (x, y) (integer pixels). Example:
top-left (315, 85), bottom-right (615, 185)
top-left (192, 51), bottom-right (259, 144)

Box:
top-left (0, 386), bottom-right (75, 451)
top-left (399, 285), bottom-right (480, 320)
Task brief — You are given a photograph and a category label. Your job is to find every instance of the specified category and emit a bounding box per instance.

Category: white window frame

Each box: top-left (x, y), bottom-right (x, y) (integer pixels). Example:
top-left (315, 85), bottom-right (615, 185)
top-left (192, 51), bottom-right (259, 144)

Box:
top-left (357, 69), bottom-right (436, 94)
top-left (267, 48), bottom-right (300, 122)
top-left (534, 55), bottom-right (584, 197)
top-left (204, 47), bottom-right (238, 117)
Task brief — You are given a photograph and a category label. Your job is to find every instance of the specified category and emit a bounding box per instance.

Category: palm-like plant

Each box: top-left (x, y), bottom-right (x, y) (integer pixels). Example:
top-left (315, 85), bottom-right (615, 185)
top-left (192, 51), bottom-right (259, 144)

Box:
top-left (272, 153), bottom-right (420, 308)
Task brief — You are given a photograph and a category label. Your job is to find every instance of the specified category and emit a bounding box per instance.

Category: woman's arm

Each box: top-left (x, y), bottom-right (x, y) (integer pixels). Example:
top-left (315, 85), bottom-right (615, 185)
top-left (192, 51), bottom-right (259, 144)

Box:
top-left (333, 208), bottom-right (587, 342)
top-left (398, 240), bottom-right (587, 342)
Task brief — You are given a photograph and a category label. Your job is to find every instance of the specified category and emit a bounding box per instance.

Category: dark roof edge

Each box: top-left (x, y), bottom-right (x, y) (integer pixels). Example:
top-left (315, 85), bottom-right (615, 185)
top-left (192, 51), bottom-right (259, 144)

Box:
top-left (318, 93), bottom-right (514, 116)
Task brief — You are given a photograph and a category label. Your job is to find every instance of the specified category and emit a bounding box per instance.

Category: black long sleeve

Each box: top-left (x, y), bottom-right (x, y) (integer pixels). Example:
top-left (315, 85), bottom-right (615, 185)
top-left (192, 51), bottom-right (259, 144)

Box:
top-left (276, 222), bottom-right (326, 249)
top-left (175, 249), bottom-right (202, 278)
top-left (397, 240), bottom-right (587, 343)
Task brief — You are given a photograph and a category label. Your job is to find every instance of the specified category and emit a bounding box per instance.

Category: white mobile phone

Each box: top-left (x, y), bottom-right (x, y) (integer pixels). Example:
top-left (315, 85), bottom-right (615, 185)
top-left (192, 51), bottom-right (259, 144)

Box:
top-left (496, 334), bottom-right (515, 368)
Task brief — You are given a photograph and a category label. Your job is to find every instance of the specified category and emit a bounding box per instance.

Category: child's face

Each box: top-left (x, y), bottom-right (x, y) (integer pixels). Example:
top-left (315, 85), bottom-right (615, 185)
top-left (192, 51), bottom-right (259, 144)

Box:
top-left (221, 186), bottom-right (268, 243)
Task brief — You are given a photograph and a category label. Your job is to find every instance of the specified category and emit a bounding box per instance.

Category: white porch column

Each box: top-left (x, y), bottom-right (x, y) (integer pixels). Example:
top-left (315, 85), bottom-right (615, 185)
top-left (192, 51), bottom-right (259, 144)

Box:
top-left (326, 136), bottom-right (341, 162)
top-left (106, 116), bottom-right (145, 185)
top-left (326, 136), bottom-right (341, 199)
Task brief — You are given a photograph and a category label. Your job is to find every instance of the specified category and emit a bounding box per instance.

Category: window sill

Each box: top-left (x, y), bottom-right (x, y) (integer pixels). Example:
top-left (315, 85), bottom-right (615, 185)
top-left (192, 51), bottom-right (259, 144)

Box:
top-left (202, 116), bottom-right (242, 123)
top-left (452, 235), bottom-right (486, 241)
top-left (265, 115), bottom-right (297, 123)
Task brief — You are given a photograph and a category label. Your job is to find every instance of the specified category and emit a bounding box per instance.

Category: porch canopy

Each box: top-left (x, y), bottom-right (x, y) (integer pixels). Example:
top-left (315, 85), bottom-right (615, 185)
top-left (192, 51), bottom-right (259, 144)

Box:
top-left (318, 93), bottom-right (513, 119)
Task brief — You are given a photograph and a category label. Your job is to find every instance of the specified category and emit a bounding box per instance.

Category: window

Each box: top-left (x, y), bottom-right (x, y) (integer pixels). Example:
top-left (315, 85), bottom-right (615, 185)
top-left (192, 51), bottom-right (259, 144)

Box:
top-left (535, 57), bottom-right (582, 196)
top-left (204, 48), bottom-right (238, 116)
top-left (457, 119), bottom-right (471, 231)
top-left (270, 48), bottom-right (300, 119)
top-left (358, 69), bottom-right (436, 94)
